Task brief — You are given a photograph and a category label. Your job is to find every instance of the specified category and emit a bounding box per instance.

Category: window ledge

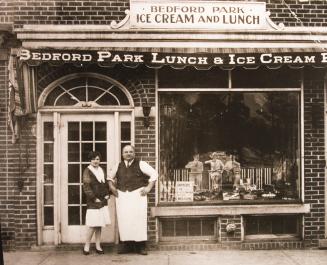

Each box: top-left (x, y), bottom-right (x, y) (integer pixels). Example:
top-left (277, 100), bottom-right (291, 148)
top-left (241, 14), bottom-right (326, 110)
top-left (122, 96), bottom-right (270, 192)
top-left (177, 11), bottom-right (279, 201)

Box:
top-left (151, 203), bottom-right (310, 217)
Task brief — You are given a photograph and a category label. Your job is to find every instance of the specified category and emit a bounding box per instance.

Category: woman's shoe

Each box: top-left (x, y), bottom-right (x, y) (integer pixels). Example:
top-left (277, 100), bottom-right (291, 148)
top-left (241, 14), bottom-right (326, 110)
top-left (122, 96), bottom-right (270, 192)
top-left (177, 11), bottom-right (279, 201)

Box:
top-left (96, 248), bottom-right (104, 254)
top-left (83, 249), bottom-right (90, 255)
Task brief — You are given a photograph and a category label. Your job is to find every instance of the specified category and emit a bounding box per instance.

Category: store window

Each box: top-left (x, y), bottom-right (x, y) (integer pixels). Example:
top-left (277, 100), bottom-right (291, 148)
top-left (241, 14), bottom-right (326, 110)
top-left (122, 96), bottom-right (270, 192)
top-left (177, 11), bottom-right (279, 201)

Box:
top-left (159, 67), bottom-right (301, 204)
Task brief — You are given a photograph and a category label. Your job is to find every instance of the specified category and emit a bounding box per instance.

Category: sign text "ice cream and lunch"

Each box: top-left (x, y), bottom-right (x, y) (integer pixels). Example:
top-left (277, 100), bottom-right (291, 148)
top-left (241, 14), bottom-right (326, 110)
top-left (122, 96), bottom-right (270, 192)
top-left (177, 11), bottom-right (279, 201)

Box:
top-left (129, 0), bottom-right (267, 30)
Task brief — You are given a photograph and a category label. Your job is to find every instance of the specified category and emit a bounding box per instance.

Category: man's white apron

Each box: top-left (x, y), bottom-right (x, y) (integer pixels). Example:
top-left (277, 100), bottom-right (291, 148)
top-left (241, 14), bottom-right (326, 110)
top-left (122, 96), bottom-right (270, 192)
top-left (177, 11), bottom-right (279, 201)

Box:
top-left (116, 187), bottom-right (147, 241)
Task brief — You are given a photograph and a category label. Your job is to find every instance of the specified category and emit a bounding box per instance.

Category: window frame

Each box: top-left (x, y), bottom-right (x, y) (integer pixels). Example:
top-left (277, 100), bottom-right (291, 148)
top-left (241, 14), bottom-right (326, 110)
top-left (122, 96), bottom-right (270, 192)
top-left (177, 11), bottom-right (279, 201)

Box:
top-left (243, 214), bottom-right (302, 240)
top-left (156, 67), bottom-right (304, 206)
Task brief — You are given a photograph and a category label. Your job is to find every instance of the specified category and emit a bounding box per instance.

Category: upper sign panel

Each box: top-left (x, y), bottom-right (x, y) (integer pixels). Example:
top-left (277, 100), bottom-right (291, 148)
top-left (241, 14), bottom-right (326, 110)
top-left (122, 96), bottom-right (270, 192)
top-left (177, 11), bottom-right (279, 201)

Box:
top-left (130, 0), bottom-right (268, 30)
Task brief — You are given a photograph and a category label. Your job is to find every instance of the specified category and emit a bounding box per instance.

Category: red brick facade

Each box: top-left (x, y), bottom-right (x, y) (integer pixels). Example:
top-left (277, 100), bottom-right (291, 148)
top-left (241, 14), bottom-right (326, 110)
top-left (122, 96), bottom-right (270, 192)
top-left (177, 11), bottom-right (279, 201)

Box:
top-left (303, 68), bottom-right (326, 247)
top-left (0, 1), bottom-right (327, 27)
top-left (0, 0), bottom-right (327, 250)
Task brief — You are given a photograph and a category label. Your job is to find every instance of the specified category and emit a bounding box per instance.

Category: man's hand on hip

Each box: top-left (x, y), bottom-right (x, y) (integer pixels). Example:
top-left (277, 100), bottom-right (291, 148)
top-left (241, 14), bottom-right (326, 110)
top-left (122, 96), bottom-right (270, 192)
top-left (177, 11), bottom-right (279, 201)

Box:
top-left (140, 187), bottom-right (151, 196)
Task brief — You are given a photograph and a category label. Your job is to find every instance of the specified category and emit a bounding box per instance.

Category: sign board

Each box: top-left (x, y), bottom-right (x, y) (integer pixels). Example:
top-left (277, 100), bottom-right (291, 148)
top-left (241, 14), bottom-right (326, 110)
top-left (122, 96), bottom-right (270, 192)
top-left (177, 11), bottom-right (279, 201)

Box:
top-left (130, 0), bottom-right (267, 30)
top-left (19, 49), bottom-right (327, 68)
top-left (175, 181), bottom-right (194, 202)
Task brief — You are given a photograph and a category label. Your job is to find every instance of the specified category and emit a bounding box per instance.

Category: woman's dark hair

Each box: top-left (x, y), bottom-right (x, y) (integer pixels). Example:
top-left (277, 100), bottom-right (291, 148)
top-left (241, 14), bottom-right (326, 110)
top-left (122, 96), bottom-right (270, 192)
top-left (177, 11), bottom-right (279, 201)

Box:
top-left (88, 151), bottom-right (102, 161)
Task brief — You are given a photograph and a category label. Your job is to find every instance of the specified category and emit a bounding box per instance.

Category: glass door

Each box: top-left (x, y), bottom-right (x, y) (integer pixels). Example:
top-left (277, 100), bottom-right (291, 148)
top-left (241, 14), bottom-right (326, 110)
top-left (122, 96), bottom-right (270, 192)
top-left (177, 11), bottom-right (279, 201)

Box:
top-left (60, 114), bottom-right (116, 243)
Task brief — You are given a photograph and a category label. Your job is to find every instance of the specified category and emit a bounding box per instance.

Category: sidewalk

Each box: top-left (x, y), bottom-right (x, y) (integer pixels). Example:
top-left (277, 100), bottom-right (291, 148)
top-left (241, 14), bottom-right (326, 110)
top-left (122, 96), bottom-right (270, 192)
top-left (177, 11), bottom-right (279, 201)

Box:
top-left (4, 249), bottom-right (327, 265)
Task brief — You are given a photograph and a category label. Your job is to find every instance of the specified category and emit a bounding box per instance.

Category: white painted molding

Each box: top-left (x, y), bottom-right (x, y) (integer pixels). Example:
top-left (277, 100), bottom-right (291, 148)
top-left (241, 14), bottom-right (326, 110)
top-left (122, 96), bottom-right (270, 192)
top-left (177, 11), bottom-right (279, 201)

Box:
top-left (265, 11), bottom-right (285, 31)
top-left (151, 203), bottom-right (310, 217)
top-left (110, 9), bottom-right (131, 29)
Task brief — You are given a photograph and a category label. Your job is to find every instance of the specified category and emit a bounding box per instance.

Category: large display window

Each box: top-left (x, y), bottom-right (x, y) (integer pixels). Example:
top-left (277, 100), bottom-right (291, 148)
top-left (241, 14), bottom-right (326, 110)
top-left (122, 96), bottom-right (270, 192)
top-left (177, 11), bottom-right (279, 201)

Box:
top-left (158, 67), bottom-right (301, 204)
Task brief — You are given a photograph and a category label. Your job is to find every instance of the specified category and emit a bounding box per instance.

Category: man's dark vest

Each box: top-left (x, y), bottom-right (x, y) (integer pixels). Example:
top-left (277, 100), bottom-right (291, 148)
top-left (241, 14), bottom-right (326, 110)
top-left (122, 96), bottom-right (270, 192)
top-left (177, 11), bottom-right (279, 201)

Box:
top-left (116, 159), bottom-right (149, 191)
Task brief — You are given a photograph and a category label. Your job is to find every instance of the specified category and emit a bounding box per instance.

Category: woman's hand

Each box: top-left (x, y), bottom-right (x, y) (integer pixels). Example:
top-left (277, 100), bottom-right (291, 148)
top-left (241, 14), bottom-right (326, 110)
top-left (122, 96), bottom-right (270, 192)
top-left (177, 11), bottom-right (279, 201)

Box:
top-left (109, 181), bottom-right (118, 197)
top-left (104, 195), bottom-right (109, 200)
top-left (111, 187), bottom-right (118, 197)
top-left (95, 198), bottom-right (101, 203)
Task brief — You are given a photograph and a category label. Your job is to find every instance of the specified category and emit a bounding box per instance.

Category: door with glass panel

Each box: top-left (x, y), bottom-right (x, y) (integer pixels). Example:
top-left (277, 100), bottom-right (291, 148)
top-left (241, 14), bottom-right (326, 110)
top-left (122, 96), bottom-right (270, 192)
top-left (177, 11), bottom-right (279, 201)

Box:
top-left (60, 114), bottom-right (116, 243)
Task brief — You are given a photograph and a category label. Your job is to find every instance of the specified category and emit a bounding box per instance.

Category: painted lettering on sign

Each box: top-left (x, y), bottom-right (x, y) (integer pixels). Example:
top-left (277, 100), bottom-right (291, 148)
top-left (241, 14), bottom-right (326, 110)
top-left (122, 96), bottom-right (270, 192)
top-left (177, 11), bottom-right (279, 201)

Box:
top-left (130, 0), bottom-right (266, 30)
top-left (19, 49), bottom-right (327, 68)
top-left (175, 181), bottom-right (194, 202)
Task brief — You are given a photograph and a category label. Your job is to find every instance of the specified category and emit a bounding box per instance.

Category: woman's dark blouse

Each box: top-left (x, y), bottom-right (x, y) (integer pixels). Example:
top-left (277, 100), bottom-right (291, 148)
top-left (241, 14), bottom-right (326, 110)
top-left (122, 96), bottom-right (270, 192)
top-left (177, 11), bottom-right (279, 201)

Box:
top-left (83, 167), bottom-right (110, 209)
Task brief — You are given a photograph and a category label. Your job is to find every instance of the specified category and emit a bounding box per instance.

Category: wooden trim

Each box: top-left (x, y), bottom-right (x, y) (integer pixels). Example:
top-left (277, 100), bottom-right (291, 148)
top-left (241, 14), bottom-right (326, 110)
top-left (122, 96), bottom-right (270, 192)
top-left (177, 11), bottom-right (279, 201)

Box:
top-left (151, 204), bottom-right (310, 217)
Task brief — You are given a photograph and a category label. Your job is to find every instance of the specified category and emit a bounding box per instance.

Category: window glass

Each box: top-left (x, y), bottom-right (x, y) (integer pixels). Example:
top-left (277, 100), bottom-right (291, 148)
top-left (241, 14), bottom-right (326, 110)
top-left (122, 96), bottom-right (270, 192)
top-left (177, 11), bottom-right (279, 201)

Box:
top-left (232, 66), bottom-right (301, 88)
top-left (158, 66), bottom-right (228, 88)
top-left (159, 92), bottom-right (300, 203)
top-left (43, 75), bottom-right (130, 106)
top-left (245, 215), bottom-right (299, 237)
top-left (160, 218), bottom-right (216, 240)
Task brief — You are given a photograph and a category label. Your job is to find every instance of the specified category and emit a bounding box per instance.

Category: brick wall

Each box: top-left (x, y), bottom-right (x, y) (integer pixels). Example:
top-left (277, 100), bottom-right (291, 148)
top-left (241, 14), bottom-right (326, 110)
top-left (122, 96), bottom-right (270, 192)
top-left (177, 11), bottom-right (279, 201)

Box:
top-left (0, 58), bottom-right (15, 250)
top-left (267, 0), bottom-right (327, 27)
top-left (219, 215), bottom-right (242, 243)
top-left (0, 56), bottom-right (38, 250)
top-left (1, 0), bottom-right (327, 28)
top-left (303, 67), bottom-right (326, 248)
top-left (0, 0), bottom-right (14, 23)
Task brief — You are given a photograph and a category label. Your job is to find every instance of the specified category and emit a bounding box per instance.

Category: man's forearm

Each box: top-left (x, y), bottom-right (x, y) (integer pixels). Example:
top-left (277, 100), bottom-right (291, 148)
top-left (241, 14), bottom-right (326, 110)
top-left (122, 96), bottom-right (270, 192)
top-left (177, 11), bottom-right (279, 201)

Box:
top-left (146, 181), bottom-right (156, 191)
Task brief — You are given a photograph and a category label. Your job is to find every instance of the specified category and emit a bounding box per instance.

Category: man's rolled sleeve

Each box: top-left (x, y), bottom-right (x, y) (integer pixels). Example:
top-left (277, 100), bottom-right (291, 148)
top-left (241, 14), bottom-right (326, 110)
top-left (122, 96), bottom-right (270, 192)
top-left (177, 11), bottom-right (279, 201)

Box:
top-left (107, 163), bottom-right (119, 182)
top-left (139, 161), bottom-right (158, 182)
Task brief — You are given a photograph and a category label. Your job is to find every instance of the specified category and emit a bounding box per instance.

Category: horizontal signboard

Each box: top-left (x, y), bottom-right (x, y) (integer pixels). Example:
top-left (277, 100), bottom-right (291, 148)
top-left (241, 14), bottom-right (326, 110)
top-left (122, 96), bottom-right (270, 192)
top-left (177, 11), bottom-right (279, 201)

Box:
top-left (18, 49), bottom-right (327, 68)
top-left (130, 0), bottom-right (267, 30)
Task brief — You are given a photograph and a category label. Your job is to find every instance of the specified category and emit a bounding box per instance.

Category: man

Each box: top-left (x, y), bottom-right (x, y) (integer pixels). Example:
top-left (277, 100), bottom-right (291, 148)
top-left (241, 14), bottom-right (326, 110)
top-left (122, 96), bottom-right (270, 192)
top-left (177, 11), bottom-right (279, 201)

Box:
top-left (108, 145), bottom-right (158, 255)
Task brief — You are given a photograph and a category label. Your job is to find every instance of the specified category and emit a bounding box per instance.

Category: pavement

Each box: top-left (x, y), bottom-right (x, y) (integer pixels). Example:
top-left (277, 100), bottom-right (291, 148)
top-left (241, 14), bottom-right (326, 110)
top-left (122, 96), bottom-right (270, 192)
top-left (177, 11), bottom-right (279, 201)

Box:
top-left (3, 249), bottom-right (327, 265)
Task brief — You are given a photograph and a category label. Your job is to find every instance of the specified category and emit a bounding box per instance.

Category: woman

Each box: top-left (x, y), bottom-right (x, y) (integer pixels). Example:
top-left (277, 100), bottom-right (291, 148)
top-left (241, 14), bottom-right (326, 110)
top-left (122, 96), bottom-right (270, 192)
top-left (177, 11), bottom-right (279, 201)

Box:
top-left (83, 151), bottom-right (110, 255)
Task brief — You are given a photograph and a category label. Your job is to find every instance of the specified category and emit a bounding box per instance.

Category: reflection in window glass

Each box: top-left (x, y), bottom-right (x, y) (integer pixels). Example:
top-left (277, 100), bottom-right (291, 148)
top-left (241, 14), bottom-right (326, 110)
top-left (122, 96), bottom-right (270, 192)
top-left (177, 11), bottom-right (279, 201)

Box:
top-left (95, 122), bottom-right (106, 141)
top-left (121, 122), bottom-right (131, 141)
top-left (95, 143), bottom-right (107, 161)
top-left (68, 185), bottom-right (80, 204)
top-left (68, 164), bottom-right (80, 183)
top-left (44, 164), bottom-right (54, 184)
top-left (82, 122), bottom-right (93, 141)
top-left (44, 186), bottom-right (54, 205)
top-left (44, 207), bottom-right (54, 226)
top-left (158, 66), bottom-right (228, 88)
top-left (159, 93), bottom-right (300, 203)
top-left (232, 66), bottom-right (301, 88)
top-left (44, 143), bottom-right (54, 162)
top-left (68, 143), bottom-right (80, 162)
top-left (68, 206), bottom-right (80, 225)
top-left (44, 75), bottom-right (130, 107)
top-left (44, 122), bottom-right (54, 141)
top-left (82, 143), bottom-right (93, 162)
top-left (68, 122), bottom-right (79, 141)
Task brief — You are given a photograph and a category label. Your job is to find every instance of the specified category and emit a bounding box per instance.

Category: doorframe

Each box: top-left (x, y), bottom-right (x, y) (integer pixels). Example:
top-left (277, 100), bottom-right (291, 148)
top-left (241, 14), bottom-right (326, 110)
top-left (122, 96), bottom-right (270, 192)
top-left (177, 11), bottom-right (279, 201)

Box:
top-left (37, 108), bottom-right (134, 245)
top-left (325, 74), bottom-right (327, 239)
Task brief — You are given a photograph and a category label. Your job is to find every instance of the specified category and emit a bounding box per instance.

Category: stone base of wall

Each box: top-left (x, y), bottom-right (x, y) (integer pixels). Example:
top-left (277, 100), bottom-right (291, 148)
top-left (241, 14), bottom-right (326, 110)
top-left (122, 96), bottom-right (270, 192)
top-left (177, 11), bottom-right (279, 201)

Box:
top-left (318, 239), bottom-right (327, 249)
top-left (151, 240), bottom-right (304, 251)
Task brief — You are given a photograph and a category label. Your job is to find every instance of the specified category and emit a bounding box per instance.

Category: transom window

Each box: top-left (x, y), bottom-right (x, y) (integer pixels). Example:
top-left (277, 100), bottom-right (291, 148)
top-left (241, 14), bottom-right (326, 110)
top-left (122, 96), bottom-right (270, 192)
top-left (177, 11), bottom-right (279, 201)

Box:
top-left (41, 73), bottom-right (131, 107)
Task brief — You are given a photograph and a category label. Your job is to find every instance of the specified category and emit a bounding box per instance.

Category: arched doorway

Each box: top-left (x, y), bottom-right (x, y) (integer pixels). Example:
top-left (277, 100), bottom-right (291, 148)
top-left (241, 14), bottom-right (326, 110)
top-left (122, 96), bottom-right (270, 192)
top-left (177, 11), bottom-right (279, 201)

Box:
top-left (38, 73), bottom-right (134, 244)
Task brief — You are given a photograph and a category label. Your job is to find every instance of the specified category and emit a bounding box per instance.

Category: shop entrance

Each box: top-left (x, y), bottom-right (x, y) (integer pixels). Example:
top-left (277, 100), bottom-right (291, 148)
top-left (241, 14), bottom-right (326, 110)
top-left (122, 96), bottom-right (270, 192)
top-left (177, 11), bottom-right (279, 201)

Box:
top-left (60, 114), bottom-right (116, 243)
top-left (38, 72), bottom-right (134, 245)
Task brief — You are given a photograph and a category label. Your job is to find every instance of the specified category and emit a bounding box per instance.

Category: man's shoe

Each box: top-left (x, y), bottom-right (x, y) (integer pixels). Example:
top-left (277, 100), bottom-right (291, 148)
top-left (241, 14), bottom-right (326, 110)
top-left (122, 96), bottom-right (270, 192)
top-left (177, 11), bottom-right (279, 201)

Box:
top-left (138, 248), bottom-right (148, 255)
top-left (117, 244), bottom-right (131, 254)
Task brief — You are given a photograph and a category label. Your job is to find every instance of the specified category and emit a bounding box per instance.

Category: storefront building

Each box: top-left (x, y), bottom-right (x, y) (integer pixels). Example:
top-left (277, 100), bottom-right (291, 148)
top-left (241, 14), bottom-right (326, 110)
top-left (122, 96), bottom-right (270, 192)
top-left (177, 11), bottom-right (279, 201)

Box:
top-left (1, 0), bottom-right (327, 250)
